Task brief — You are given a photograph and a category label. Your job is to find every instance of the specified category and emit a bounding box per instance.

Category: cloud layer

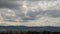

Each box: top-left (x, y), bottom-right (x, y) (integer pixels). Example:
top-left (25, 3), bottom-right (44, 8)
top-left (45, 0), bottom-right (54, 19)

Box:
top-left (0, 0), bottom-right (60, 26)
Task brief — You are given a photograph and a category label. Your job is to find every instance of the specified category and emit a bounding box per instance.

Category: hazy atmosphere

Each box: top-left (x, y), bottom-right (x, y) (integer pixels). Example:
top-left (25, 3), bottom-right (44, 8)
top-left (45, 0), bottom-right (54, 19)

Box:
top-left (0, 0), bottom-right (60, 26)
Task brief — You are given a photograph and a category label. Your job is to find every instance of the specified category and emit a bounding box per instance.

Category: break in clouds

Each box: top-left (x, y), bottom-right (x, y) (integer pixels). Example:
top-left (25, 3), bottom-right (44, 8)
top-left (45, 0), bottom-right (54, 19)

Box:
top-left (0, 0), bottom-right (60, 22)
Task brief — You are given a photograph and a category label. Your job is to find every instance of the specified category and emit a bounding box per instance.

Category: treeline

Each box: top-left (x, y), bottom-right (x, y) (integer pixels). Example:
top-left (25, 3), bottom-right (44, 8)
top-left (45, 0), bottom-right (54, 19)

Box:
top-left (0, 31), bottom-right (60, 34)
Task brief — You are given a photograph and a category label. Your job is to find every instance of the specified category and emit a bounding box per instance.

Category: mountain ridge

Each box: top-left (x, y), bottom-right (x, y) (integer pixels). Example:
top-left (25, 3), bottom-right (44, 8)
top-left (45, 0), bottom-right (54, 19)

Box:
top-left (0, 26), bottom-right (60, 32)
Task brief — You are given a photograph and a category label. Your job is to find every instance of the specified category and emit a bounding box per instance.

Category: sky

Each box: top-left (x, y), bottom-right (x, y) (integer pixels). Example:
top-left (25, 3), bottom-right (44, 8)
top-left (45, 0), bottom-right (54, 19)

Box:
top-left (0, 0), bottom-right (60, 27)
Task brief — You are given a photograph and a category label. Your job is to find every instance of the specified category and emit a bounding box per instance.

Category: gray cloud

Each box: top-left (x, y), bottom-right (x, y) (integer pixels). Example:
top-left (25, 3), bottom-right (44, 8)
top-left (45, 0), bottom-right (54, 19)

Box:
top-left (0, 0), bottom-right (22, 22)
top-left (27, 0), bottom-right (57, 1)
top-left (25, 9), bottom-right (60, 21)
top-left (0, 0), bottom-right (20, 8)
top-left (0, 0), bottom-right (60, 22)
top-left (45, 10), bottom-right (60, 18)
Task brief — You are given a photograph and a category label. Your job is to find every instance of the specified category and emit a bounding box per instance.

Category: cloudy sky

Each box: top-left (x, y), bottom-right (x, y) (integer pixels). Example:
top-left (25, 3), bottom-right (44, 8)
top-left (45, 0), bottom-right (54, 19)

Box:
top-left (0, 0), bottom-right (60, 26)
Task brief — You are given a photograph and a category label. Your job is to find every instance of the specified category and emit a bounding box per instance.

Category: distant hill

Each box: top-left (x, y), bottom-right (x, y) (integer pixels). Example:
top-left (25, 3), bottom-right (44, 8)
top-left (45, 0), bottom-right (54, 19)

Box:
top-left (0, 26), bottom-right (60, 32)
